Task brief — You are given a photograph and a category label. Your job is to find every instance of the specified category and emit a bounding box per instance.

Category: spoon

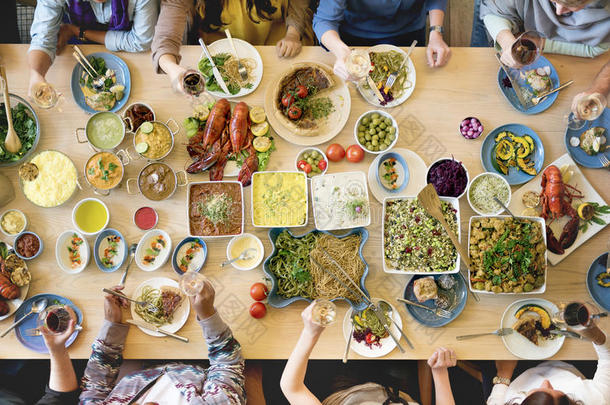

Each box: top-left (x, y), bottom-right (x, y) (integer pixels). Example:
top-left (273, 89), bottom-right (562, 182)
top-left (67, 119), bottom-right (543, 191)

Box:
top-left (120, 243), bottom-right (137, 286)
top-left (344, 311), bottom-right (357, 363)
top-left (379, 299), bottom-right (414, 349)
top-left (72, 46), bottom-right (105, 91)
top-left (221, 248), bottom-right (257, 267)
top-left (493, 196), bottom-right (516, 218)
top-left (1, 297), bottom-right (48, 338)
top-left (0, 65), bottom-right (22, 154)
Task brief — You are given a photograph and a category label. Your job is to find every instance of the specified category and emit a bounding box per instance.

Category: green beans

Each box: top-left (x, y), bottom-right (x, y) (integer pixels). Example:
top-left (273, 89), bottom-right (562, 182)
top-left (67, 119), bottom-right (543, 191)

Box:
top-left (356, 112), bottom-right (397, 152)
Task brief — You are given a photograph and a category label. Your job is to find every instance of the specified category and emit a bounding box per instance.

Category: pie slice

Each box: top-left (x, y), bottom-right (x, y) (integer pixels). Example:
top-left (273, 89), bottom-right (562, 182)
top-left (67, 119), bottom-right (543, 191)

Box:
top-left (513, 314), bottom-right (539, 345)
top-left (160, 286), bottom-right (184, 321)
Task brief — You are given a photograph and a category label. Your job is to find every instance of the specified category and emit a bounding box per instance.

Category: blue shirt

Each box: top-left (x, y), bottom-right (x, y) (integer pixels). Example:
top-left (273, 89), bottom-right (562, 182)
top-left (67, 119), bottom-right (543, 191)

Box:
top-left (313, 0), bottom-right (448, 40)
top-left (29, 0), bottom-right (158, 61)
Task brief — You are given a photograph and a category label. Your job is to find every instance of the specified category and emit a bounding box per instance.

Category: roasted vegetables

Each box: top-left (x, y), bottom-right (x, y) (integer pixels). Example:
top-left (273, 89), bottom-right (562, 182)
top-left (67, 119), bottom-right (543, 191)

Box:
top-left (515, 304), bottom-right (552, 329)
top-left (493, 131), bottom-right (537, 176)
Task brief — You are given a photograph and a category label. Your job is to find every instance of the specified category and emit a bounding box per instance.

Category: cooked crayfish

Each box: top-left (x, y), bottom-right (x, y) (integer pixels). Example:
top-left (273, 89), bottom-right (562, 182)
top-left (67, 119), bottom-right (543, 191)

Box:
top-left (186, 99), bottom-right (258, 186)
top-left (539, 165), bottom-right (584, 254)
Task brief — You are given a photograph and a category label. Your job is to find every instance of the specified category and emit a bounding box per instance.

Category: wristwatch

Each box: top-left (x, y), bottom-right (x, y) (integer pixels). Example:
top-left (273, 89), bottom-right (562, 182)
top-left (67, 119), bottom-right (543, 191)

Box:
top-left (493, 376), bottom-right (511, 386)
top-left (429, 25), bottom-right (444, 35)
top-left (79, 27), bottom-right (87, 42)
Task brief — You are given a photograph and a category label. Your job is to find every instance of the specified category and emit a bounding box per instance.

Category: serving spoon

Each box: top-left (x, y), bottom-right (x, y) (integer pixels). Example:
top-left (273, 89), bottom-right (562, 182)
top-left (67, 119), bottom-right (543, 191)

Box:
top-left (0, 65), bottom-right (22, 154)
top-left (221, 248), bottom-right (257, 267)
top-left (1, 297), bottom-right (48, 338)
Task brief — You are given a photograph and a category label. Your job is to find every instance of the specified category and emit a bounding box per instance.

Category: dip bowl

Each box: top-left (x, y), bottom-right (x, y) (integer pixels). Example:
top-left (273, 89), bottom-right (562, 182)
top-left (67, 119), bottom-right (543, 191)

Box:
top-left (376, 152), bottom-right (409, 193)
top-left (122, 102), bottom-right (155, 133)
top-left (14, 231), bottom-right (43, 261)
top-left (131, 119), bottom-right (179, 161)
top-left (0, 209), bottom-right (27, 237)
top-left (94, 228), bottom-right (128, 273)
top-left (75, 111), bottom-right (130, 152)
top-left (126, 162), bottom-right (187, 201)
top-left (83, 150), bottom-right (130, 196)
top-left (426, 157), bottom-right (470, 200)
top-left (55, 230), bottom-right (89, 274)
top-left (171, 236), bottom-right (207, 275)
top-left (467, 172), bottom-right (512, 216)
top-left (226, 233), bottom-right (264, 271)
top-left (72, 198), bottom-right (110, 236)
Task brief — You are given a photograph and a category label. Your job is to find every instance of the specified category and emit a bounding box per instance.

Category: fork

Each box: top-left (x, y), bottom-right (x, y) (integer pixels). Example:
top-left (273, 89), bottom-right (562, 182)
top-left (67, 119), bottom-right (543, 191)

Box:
top-left (224, 29), bottom-right (248, 81)
top-left (396, 298), bottom-right (452, 319)
top-left (102, 288), bottom-right (160, 314)
top-left (455, 328), bottom-right (513, 341)
top-left (384, 40), bottom-right (417, 91)
top-left (599, 154), bottom-right (610, 169)
top-left (531, 80), bottom-right (573, 105)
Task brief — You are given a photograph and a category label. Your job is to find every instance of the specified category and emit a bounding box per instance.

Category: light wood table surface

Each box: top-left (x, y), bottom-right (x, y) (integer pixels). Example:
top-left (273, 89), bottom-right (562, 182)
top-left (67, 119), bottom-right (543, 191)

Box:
top-left (0, 44), bottom-right (608, 360)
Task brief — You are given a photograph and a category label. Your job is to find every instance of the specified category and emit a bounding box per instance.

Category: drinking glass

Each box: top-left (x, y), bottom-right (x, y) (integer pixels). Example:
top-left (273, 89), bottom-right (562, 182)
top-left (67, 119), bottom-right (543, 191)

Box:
top-left (311, 299), bottom-right (337, 326)
top-left (552, 302), bottom-right (595, 331)
top-left (179, 270), bottom-right (208, 296)
top-left (29, 82), bottom-right (61, 110)
top-left (565, 93), bottom-right (607, 130)
top-left (345, 49), bottom-right (371, 82)
top-left (511, 30), bottom-right (543, 66)
top-left (182, 69), bottom-right (206, 97)
top-left (34, 305), bottom-right (77, 335)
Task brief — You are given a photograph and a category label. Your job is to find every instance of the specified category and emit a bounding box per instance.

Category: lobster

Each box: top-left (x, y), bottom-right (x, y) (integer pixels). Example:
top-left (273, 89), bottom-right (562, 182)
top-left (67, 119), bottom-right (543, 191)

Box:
top-left (539, 165), bottom-right (584, 254)
top-left (0, 274), bottom-right (19, 300)
top-left (193, 98), bottom-right (231, 148)
top-left (230, 102), bottom-right (249, 154)
top-left (0, 300), bottom-right (8, 317)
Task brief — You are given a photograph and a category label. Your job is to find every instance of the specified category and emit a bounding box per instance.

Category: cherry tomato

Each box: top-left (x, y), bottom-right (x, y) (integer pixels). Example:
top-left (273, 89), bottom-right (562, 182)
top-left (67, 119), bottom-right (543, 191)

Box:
top-left (365, 332), bottom-right (375, 345)
top-left (250, 282), bottom-right (268, 301)
top-left (295, 85), bottom-right (308, 98)
top-left (318, 159), bottom-right (327, 171)
top-left (346, 144), bottom-right (365, 163)
top-left (249, 302), bottom-right (267, 319)
top-left (288, 105), bottom-right (302, 120)
top-left (296, 159), bottom-right (312, 173)
top-left (281, 93), bottom-right (295, 107)
top-left (326, 143), bottom-right (345, 162)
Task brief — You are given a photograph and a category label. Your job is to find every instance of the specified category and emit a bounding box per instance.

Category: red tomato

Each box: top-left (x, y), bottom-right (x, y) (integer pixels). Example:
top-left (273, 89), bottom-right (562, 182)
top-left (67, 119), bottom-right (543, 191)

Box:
top-left (295, 85), bottom-right (308, 98)
top-left (365, 332), bottom-right (375, 345)
top-left (318, 159), bottom-right (327, 171)
top-left (288, 105), bottom-right (302, 120)
top-left (250, 283), bottom-right (268, 301)
top-left (346, 144), bottom-right (365, 163)
top-left (326, 143), bottom-right (345, 162)
top-left (249, 302), bottom-right (267, 319)
top-left (297, 160), bottom-right (312, 173)
top-left (281, 93), bottom-right (295, 107)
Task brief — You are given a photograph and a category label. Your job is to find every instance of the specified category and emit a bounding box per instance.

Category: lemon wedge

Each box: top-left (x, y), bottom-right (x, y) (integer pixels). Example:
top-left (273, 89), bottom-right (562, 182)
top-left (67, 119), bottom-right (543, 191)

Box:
top-left (249, 106), bottom-right (266, 124)
top-left (251, 121), bottom-right (269, 137)
top-left (253, 136), bottom-right (271, 153)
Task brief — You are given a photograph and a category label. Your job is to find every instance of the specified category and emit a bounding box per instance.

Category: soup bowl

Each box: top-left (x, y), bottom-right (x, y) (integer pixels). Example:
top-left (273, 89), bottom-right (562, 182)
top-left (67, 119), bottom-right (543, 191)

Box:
top-left (126, 162), bottom-right (188, 201)
top-left (83, 150), bottom-right (130, 196)
top-left (75, 111), bottom-right (130, 152)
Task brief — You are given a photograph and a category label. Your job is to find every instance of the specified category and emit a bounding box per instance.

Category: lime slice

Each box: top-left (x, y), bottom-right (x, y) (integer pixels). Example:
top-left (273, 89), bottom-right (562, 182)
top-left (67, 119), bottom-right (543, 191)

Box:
top-left (249, 106), bottom-right (266, 124)
top-left (140, 122), bottom-right (154, 134)
top-left (135, 142), bottom-right (149, 154)
top-left (253, 136), bottom-right (271, 152)
top-left (251, 121), bottom-right (269, 137)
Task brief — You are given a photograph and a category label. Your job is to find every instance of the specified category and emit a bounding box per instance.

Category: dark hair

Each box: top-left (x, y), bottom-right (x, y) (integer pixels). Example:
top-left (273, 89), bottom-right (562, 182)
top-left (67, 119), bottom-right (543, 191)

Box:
top-left (196, 0), bottom-right (278, 33)
top-left (506, 391), bottom-right (584, 405)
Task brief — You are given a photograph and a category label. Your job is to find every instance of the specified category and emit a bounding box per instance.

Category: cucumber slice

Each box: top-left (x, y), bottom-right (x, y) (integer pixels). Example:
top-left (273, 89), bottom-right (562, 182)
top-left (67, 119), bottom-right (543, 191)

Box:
top-left (135, 142), bottom-right (149, 154)
top-left (140, 122), bottom-right (154, 134)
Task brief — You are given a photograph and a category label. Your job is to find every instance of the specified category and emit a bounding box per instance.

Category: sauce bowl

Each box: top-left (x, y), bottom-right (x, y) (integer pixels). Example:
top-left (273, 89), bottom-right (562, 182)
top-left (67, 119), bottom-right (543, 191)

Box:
top-left (75, 111), bottom-right (130, 152)
top-left (83, 150), bottom-right (130, 196)
top-left (126, 162), bottom-right (188, 201)
top-left (131, 119), bottom-right (179, 161)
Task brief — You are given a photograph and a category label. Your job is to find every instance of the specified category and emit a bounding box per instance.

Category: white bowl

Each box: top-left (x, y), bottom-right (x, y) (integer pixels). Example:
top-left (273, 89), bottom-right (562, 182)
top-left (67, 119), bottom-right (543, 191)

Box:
top-left (467, 172), bottom-right (512, 216)
top-left (71, 198), bottom-right (109, 236)
top-left (354, 110), bottom-right (399, 154)
top-left (226, 233), bottom-right (264, 271)
top-left (186, 181), bottom-right (244, 239)
top-left (135, 229), bottom-right (172, 271)
top-left (294, 147), bottom-right (328, 178)
top-left (55, 230), bottom-right (89, 274)
top-left (0, 209), bottom-right (27, 237)
top-left (426, 157), bottom-right (470, 200)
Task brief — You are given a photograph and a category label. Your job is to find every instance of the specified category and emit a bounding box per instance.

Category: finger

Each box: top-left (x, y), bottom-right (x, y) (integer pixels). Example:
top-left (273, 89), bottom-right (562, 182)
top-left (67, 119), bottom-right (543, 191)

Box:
top-left (433, 48), bottom-right (445, 67)
top-left (426, 46), bottom-right (434, 67)
top-left (279, 41), bottom-right (288, 57)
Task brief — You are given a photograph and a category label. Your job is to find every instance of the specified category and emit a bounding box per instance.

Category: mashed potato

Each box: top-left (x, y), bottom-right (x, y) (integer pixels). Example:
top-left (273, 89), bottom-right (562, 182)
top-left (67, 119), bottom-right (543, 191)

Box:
top-left (252, 172), bottom-right (307, 226)
top-left (22, 151), bottom-right (77, 207)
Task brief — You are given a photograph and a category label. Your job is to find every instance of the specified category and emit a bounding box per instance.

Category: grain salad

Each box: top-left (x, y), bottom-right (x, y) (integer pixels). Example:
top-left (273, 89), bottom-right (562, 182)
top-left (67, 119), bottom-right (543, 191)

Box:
top-left (469, 174), bottom-right (510, 214)
top-left (384, 198), bottom-right (458, 272)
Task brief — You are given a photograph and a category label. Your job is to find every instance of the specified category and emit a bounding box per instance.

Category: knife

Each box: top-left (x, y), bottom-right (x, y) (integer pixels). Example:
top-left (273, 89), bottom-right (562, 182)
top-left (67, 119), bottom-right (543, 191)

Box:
top-left (494, 53), bottom-right (531, 109)
top-left (366, 74), bottom-right (386, 104)
top-left (369, 303), bottom-right (405, 353)
top-left (606, 243), bottom-right (610, 274)
top-left (550, 329), bottom-right (584, 340)
top-left (127, 319), bottom-right (189, 343)
top-left (198, 38), bottom-right (230, 95)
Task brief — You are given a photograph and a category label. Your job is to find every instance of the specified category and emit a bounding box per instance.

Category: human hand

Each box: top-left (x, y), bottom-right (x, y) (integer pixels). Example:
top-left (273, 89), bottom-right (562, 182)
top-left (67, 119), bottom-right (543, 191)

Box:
top-left (571, 91), bottom-right (594, 119)
top-left (169, 65), bottom-right (188, 95)
top-left (301, 302), bottom-right (325, 337)
top-left (27, 72), bottom-right (47, 99)
top-left (57, 24), bottom-right (77, 55)
top-left (190, 280), bottom-right (216, 320)
top-left (495, 360), bottom-right (518, 379)
top-left (427, 347), bottom-right (457, 371)
top-left (426, 31), bottom-right (451, 67)
top-left (276, 29), bottom-right (302, 58)
top-left (104, 285), bottom-right (128, 323)
top-left (42, 310), bottom-right (76, 355)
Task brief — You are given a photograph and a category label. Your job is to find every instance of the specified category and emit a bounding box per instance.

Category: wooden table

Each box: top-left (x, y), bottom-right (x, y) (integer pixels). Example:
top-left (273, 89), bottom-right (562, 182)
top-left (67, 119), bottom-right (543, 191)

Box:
top-left (0, 45), bottom-right (608, 360)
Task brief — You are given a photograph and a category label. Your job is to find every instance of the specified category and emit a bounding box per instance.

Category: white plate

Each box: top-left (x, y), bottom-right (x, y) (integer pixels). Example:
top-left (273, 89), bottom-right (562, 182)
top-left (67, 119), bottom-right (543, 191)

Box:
top-left (130, 277), bottom-right (190, 337)
top-left (135, 229), bottom-right (172, 271)
top-left (0, 243), bottom-right (30, 321)
top-left (201, 38), bottom-right (263, 98)
top-left (55, 230), bottom-right (89, 274)
top-left (501, 298), bottom-right (564, 360)
top-left (342, 299), bottom-right (402, 358)
top-left (356, 44), bottom-right (417, 108)
top-left (509, 153), bottom-right (609, 265)
top-left (367, 148), bottom-right (427, 203)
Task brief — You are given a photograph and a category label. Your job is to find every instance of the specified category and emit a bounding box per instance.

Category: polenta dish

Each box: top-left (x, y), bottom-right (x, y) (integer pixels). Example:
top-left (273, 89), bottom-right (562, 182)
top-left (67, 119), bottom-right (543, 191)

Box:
top-left (21, 151), bottom-right (77, 207)
top-left (252, 172), bottom-right (307, 227)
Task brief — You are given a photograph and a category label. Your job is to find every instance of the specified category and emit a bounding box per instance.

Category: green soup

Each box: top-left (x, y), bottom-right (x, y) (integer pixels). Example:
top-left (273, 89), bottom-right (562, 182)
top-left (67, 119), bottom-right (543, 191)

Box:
top-left (87, 112), bottom-right (124, 150)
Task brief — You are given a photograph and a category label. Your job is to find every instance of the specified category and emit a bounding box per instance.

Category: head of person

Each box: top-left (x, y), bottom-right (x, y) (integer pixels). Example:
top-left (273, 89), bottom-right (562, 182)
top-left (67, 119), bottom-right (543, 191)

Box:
top-left (550, 0), bottom-right (594, 15)
top-left (506, 380), bottom-right (584, 405)
top-left (196, 0), bottom-right (278, 32)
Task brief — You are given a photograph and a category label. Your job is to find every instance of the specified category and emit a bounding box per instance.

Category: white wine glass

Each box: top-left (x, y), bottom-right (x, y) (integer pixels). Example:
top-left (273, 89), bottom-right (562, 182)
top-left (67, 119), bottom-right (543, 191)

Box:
top-left (565, 92), bottom-right (607, 130)
top-left (311, 298), bottom-right (337, 326)
top-left (179, 270), bottom-right (208, 297)
top-left (345, 49), bottom-right (371, 83)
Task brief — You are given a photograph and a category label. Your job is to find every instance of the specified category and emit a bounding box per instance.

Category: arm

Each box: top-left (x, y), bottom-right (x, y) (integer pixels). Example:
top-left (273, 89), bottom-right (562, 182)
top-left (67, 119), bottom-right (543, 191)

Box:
top-left (280, 303), bottom-right (324, 405)
top-left (426, 7), bottom-right (451, 67)
top-left (485, 360), bottom-right (517, 405)
top-left (28, 0), bottom-right (63, 62)
top-left (276, 0), bottom-right (312, 58)
top-left (543, 39), bottom-right (610, 58)
top-left (571, 61), bottom-right (610, 116)
top-left (427, 347), bottom-right (457, 405)
top-left (80, 286), bottom-right (130, 404)
top-left (151, 0), bottom-right (190, 74)
top-left (104, 0), bottom-right (158, 52)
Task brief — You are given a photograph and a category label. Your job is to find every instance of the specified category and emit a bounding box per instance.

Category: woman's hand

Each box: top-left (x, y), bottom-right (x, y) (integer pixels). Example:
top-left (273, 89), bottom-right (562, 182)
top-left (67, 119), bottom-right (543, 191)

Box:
top-left (427, 347), bottom-right (457, 371)
top-left (277, 26), bottom-right (302, 58)
top-left (42, 315), bottom-right (76, 355)
top-left (190, 280), bottom-right (216, 320)
top-left (301, 302), bottom-right (325, 338)
top-left (427, 31), bottom-right (451, 67)
top-left (57, 24), bottom-right (78, 55)
top-left (104, 285), bottom-right (128, 324)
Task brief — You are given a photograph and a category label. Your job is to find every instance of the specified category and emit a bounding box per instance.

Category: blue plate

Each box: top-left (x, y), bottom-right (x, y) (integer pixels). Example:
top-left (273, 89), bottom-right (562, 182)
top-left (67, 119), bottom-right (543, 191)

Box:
top-left (402, 274), bottom-right (467, 327)
top-left (497, 56), bottom-right (559, 115)
top-left (586, 252), bottom-right (610, 311)
top-left (564, 108), bottom-right (609, 169)
top-left (70, 52), bottom-right (131, 114)
top-left (14, 294), bottom-right (83, 354)
top-left (263, 227), bottom-right (370, 311)
top-left (171, 237), bottom-right (207, 275)
top-left (94, 228), bottom-right (127, 272)
top-left (481, 123), bottom-right (545, 185)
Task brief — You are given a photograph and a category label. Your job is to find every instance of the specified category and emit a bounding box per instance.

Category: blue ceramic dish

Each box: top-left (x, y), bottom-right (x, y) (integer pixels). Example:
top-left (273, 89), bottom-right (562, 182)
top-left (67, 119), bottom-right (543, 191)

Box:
top-left (497, 56), bottom-right (559, 115)
top-left (376, 152), bottom-right (409, 193)
top-left (586, 252), bottom-right (610, 311)
top-left (263, 227), bottom-right (370, 311)
top-left (14, 231), bottom-right (43, 260)
top-left (14, 293), bottom-right (83, 354)
top-left (94, 228), bottom-right (127, 272)
top-left (171, 237), bottom-right (207, 275)
top-left (402, 274), bottom-right (467, 327)
top-left (564, 107), bottom-right (609, 169)
top-left (481, 123), bottom-right (545, 185)
top-left (70, 52), bottom-right (131, 114)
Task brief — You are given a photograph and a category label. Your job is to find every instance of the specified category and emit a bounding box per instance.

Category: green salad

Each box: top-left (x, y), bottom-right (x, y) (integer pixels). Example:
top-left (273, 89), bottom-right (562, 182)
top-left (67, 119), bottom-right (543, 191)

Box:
top-left (198, 53), bottom-right (254, 95)
top-left (0, 103), bottom-right (37, 162)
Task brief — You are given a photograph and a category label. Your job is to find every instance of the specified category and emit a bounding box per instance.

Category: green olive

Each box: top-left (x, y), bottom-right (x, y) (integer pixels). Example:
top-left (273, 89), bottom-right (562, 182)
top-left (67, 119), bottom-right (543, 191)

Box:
top-left (366, 142), bottom-right (373, 149)
top-left (379, 122), bottom-right (387, 130)
top-left (379, 143), bottom-right (388, 150)
top-left (384, 118), bottom-right (392, 126)
top-left (389, 127), bottom-right (396, 135)
top-left (362, 117), bottom-right (370, 125)
top-left (365, 133), bottom-right (372, 141)
top-left (378, 131), bottom-right (386, 139)
top-left (358, 125), bottom-right (366, 132)
top-left (389, 134), bottom-right (396, 141)
top-left (371, 113), bottom-right (380, 120)
top-left (306, 158), bottom-right (314, 165)
top-left (311, 151), bottom-right (319, 159)
top-left (358, 137), bottom-right (366, 144)
top-left (358, 131), bottom-right (365, 138)
top-left (368, 128), bottom-right (376, 135)
top-left (372, 135), bottom-right (379, 141)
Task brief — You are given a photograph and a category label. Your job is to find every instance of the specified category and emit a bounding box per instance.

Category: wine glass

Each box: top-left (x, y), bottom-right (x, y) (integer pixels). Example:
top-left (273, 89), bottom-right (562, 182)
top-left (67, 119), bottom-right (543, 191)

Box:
top-left (311, 298), bottom-right (337, 326)
top-left (552, 302), bottom-right (595, 331)
top-left (179, 270), bottom-right (208, 297)
top-left (511, 30), bottom-right (544, 66)
top-left (28, 305), bottom-right (78, 336)
top-left (29, 82), bottom-right (62, 110)
top-left (566, 92), bottom-right (607, 130)
top-left (345, 49), bottom-right (371, 82)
